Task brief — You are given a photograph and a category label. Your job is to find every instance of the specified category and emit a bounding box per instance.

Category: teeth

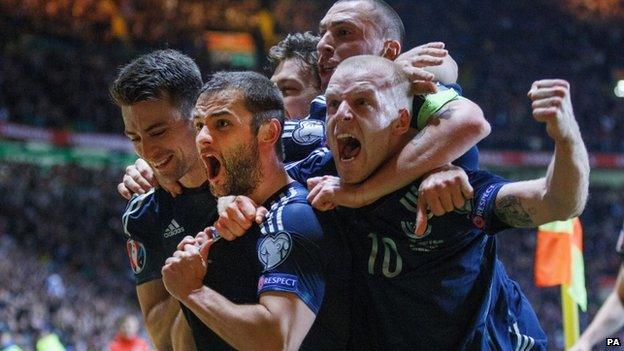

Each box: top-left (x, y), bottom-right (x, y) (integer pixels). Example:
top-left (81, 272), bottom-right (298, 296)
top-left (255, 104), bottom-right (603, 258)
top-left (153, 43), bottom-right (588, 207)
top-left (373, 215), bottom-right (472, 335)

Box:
top-left (153, 156), bottom-right (170, 167)
top-left (337, 133), bottom-right (355, 139)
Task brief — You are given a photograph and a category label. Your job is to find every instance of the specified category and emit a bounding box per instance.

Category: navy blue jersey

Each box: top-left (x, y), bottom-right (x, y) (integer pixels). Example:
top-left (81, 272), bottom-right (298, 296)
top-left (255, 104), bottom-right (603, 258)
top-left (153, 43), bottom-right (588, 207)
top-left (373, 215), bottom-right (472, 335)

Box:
top-left (122, 184), bottom-right (218, 284)
top-left (122, 184), bottom-right (260, 350)
top-left (282, 119), bottom-right (326, 163)
top-left (257, 181), bottom-right (352, 350)
top-left (286, 147), bottom-right (474, 185)
top-left (286, 153), bottom-right (545, 350)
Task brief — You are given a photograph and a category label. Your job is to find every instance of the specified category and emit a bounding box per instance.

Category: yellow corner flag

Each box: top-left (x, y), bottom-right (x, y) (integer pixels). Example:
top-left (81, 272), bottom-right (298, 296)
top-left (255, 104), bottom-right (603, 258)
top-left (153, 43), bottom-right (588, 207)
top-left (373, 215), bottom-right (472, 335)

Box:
top-left (535, 218), bottom-right (587, 349)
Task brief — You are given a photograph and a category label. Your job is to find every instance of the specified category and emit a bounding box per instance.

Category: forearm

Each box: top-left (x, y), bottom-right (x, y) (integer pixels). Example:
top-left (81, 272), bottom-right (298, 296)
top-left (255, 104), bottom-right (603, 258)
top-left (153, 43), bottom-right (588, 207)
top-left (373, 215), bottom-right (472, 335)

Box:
top-left (578, 290), bottom-right (624, 346)
top-left (141, 295), bottom-right (182, 351)
top-left (542, 133), bottom-right (590, 220)
top-left (171, 310), bottom-right (197, 351)
top-left (181, 287), bottom-right (291, 351)
top-left (352, 99), bottom-right (489, 205)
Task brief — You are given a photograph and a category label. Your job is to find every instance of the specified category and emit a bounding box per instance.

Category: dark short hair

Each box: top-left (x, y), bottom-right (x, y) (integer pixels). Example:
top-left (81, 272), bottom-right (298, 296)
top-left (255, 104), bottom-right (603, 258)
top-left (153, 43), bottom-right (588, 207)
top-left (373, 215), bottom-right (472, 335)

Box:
top-left (267, 32), bottom-right (321, 89)
top-left (336, 0), bottom-right (405, 45)
top-left (200, 71), bottom-right (285, 161)
top-left (109, 49), bottom-right (202, 118)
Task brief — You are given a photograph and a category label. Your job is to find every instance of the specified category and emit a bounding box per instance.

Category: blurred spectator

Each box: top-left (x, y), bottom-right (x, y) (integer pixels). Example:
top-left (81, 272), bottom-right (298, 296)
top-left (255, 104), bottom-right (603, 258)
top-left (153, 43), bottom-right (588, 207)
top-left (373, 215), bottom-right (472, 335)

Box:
top-left (1, 331), bottom-right (22, 351)
top-left (107, 315), bottom-right (149, 351)
top-left (35, 330), bottom-right (65, 351)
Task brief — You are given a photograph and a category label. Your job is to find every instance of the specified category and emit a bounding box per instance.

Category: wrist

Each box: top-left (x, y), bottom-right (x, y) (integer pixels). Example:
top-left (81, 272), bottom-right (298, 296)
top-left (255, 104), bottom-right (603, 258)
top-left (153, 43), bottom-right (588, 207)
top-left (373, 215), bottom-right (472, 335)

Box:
top-left (182, 285), bottom-right (206, 306)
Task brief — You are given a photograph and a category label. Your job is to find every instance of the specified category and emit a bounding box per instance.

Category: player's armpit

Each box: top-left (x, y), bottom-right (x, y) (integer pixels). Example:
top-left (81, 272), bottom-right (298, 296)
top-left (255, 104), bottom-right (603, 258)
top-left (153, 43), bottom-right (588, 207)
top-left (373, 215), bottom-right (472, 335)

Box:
top-left (136, 279), bottom-right (181, 351)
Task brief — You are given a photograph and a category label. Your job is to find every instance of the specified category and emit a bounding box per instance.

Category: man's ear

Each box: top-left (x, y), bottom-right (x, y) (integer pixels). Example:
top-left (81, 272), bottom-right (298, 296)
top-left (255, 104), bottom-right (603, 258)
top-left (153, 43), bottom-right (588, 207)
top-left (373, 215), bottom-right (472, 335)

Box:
top-left (392, 108), bottom-right (411, 136)
top-left (257, 119), bottom-right (282, 147)
top-left (381, 40), bottom-right (401, 61)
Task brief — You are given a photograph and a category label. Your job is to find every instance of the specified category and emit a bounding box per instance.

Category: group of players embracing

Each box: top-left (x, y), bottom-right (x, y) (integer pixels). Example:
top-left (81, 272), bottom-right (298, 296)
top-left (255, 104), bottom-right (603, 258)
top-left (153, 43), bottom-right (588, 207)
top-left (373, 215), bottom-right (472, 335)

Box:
top-left (111, 0), bottom-right (590, 350)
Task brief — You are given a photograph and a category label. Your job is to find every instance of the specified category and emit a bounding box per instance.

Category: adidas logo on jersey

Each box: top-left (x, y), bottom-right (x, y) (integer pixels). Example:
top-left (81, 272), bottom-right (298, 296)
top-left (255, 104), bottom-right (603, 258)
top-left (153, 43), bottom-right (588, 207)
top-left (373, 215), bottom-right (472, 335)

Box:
top-left (164, 219), bottom-right (185, 238)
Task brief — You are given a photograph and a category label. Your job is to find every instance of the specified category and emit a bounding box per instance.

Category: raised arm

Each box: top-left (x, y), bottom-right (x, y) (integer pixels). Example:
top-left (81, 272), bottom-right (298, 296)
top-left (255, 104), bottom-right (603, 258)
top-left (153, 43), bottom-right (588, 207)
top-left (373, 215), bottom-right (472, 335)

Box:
top-left (494, 79), bottom-right (589, 227)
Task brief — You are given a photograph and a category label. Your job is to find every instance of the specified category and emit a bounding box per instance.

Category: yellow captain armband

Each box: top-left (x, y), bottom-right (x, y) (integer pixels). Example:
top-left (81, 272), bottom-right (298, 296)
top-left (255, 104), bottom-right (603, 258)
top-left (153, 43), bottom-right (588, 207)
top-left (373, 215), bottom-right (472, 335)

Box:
top-left (416, 88), bottom-right (460, 130)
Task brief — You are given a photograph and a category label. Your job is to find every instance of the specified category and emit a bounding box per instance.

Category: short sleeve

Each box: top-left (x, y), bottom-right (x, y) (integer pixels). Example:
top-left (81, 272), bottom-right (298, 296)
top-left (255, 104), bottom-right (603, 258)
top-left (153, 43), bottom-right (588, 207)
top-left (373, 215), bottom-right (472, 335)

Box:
top-left (467, 170), bottom-right (511, 234)
top-left (256, 203), bottom-right (325, 314)
top-left (122, 191), bottom-right (166, 285)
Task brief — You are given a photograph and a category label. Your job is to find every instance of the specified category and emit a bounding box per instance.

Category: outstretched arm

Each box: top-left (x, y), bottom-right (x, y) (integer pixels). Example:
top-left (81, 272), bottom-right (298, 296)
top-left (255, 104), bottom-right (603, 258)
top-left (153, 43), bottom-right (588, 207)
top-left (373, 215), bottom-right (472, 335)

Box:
top-left (494, 79), bottom-right (589, 227)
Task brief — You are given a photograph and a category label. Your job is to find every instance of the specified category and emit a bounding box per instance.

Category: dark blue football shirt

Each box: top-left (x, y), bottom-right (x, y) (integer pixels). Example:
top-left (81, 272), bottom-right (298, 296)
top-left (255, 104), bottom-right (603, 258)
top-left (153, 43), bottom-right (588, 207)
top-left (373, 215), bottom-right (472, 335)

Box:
top-left (122, 180), bottom-right (351, 350)
top-left (287, 151), bottom-right (547, 350)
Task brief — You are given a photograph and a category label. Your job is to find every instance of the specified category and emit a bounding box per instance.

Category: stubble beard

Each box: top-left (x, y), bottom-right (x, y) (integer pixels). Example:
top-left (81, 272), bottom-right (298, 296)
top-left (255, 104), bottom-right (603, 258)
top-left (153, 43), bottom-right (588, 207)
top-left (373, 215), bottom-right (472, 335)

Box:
top-left (209, 141), bottom-right (263, 198)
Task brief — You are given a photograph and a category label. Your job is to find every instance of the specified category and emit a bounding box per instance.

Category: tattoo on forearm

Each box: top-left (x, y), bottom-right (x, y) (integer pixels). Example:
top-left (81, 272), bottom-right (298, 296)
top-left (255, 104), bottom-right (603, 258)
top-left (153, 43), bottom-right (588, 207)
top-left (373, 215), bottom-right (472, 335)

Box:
top-left (495, 195), bottom-right (535, 227)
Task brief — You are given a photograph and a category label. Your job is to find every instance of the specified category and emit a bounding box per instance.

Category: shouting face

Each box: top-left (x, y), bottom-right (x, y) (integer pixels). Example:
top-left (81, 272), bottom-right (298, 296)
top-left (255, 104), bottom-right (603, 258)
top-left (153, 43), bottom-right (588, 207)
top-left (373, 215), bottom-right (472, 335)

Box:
top-left (194, 90), bottom-right (263, 197)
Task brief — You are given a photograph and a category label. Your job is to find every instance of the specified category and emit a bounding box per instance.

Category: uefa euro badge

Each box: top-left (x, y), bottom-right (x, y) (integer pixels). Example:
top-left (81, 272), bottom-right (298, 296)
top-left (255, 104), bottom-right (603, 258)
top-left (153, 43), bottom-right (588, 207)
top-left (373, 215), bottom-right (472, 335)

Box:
top-left (259, 232), bottom-right (292, 271)
top-left (126, 239), bottom-right (146, 274)
top-left (292, 120), bottom-right (324, 145)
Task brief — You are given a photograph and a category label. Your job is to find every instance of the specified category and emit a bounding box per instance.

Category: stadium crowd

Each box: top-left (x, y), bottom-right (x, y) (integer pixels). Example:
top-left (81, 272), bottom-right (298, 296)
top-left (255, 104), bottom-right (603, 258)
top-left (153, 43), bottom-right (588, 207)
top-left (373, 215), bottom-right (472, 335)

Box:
top-left (0, 0), bottom-right (623, 349)
top-left (1, 0), bottom-right (622, 151)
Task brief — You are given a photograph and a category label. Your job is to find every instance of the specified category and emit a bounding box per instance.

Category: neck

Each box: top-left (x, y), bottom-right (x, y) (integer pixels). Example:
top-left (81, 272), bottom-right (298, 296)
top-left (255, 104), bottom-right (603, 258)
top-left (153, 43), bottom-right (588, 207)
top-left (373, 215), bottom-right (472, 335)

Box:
top-left (178, 159), bottom-right (207, 189)
top-left (248, 153), bottom-right (291, 205)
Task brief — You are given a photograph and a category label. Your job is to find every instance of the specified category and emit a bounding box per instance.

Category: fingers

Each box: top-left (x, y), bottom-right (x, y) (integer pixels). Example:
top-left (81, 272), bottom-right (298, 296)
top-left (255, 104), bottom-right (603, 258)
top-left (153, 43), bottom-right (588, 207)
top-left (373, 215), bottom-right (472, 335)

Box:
top-left (225, 202), bottom-right (253, 231)
top-left (135, 158), bottom-right (158, 187)
top-left (409, 55), bottom-right (445, 68)
top-left (255, 206), bottom-right (268, 224)
top-left (306, 177), bottom-right (323, 190)
top-left (177, 235), bottom-right (197, 251)
top-left (409, 79), bottom-right (438, 95)
top-left (416, 42), bottom-right (445, 49)
top-left (117, 182), bottom-right (132, 200)
top-left (199, 239), bottom-right (215, 260)
top-left (124, 165), bottom-right (152, 194)
top-left (528, 86), bottom-right (568, 100)
top-left (234, 196), bottom-right (258, 222)
top-left (214, 212), bottom-right (246, 241)
top-left (529, 79), bottom-right (570, 91)
top-left (415, 195), bottom-right (428, 237)
top-left (402, 66), bottom-right (435, 82)
top-left (422, 187), bottom-right (445, 216)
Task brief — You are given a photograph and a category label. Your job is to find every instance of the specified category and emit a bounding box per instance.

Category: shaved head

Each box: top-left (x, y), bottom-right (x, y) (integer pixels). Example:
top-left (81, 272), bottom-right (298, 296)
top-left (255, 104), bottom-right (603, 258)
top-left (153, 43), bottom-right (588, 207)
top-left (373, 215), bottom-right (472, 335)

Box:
top-left (335, 0), bottom-right (405, 44)
top-left (334, 55), bottom-right (412, 109)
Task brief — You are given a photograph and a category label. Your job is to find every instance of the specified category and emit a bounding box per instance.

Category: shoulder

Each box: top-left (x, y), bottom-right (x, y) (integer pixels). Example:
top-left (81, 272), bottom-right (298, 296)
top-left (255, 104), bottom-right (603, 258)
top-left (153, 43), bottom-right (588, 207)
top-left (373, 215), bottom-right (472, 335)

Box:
top-left (285, 147), bottom-right (335, 181)
top-left (122, 188), bottom-right (167, 240)
top-left (261, 183), bottom-right (323, 240)
top-left (282, 119), bottom-right (326, 163)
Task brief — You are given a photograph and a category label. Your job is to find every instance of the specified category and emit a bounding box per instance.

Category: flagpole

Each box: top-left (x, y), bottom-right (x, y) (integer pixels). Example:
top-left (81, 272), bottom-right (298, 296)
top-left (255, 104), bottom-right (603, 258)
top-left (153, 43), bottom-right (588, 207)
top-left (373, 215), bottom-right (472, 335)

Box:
top-left (561, 283), bottom-right (580, 349)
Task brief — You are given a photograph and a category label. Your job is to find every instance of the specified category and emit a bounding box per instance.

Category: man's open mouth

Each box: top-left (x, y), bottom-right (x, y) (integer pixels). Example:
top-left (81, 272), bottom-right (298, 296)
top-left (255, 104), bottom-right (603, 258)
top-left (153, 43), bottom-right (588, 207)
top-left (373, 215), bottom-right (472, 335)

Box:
top-left (336, 133), bottom-right (361, 161)
top-left (202, 154), bottom-right (222, 181)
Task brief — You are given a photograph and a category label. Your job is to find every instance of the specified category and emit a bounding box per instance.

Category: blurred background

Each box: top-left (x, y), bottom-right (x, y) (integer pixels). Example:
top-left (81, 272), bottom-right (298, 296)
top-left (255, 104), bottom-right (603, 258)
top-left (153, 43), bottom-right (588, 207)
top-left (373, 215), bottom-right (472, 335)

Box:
top-left (0, 0), bottom-right (623, 349)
